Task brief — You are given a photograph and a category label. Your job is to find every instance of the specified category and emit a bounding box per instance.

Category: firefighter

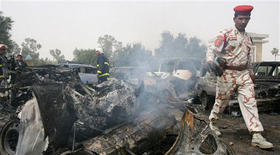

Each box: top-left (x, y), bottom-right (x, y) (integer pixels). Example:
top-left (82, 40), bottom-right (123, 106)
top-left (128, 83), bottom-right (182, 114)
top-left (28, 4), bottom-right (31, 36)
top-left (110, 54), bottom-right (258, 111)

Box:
top-left (0, 44), bottom-right (8, 83)
top-left (96, 49), bottom-right (110, 83)
top-left (206, 5), bottom-right (273, 149)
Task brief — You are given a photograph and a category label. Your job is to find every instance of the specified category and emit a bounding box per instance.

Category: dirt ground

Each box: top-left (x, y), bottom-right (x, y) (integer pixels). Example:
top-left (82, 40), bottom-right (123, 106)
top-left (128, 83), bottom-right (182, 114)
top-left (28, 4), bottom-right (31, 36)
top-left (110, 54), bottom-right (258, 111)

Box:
top-left (212, 112), bottom-right (280, 155)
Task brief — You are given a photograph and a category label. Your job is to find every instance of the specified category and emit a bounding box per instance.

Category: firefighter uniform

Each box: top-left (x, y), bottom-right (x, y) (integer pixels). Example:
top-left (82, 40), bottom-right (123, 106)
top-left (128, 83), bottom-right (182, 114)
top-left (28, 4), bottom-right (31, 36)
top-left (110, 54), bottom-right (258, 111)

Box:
top-left (0, 56), bottom-right (7, 80)
top-left (97, 53), bottom-right (110, 83)
top-left (0, 44), bottom-right (8, 81)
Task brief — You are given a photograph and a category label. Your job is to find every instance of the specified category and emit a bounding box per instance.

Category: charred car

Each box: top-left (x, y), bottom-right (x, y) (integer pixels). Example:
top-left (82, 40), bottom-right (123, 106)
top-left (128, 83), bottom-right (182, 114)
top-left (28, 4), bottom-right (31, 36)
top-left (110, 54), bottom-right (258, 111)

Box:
top-left (196, 61), bottom-right (280, 112)
top-left (0, 56), bottom-right (235, 155)
top-left (59, 62), bottom-right (98, 85)
top-left (146, 58), bottom-right (201, 102)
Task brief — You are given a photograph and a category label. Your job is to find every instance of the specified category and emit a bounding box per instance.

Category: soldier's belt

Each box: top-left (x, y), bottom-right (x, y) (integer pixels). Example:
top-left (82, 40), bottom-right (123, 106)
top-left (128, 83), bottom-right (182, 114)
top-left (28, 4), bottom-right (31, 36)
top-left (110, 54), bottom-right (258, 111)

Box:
top-left (224, 65), bottom-right (246, 71)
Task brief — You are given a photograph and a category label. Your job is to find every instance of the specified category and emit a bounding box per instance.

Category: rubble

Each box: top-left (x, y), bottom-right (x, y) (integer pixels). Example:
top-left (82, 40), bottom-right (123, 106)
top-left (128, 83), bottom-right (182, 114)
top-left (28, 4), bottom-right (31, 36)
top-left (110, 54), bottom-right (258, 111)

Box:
top-left (69, 78), bottom-right (138, 142)
top-left (16, 96), bottom-right (48, 155)
top-left (1, 66), bottom-right (141, 154)
top-left (166, 107), bottom-right (235, 155)
top-left (0, 63), bottom-right (279, 155)
top-left (82, 108), bottom-right (176, 154)
top-left (1, 65), bottom-right (81, 154)
top-left (17, 79), bottom-right (139, 154)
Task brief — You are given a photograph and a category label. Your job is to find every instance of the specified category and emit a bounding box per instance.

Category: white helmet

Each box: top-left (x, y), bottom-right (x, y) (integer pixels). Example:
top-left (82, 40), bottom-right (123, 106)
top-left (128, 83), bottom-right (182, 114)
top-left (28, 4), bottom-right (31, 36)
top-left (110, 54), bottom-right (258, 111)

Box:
top-left (96, 47), bottom-right (104, 53)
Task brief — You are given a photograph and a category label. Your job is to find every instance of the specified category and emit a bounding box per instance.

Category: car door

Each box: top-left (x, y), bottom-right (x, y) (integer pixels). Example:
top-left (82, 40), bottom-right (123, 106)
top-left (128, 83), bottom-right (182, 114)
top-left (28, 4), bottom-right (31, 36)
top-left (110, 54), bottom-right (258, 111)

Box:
top-left (78, 67), bottom-right (98, 84)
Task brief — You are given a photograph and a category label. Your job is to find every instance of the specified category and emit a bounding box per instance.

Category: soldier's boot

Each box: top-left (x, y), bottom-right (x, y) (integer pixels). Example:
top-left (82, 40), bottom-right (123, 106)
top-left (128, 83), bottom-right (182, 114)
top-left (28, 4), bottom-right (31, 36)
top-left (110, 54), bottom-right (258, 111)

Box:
top-left (251, 133), bottom-right (273, 149)
top-left (209, 111), bottom-right (222, 137)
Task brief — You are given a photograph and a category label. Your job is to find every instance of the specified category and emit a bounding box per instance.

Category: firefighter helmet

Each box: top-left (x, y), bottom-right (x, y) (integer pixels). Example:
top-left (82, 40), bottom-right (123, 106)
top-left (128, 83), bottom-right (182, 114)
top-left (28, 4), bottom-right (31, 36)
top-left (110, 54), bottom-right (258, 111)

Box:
top-left (0, 44), bottom-right (7, 50)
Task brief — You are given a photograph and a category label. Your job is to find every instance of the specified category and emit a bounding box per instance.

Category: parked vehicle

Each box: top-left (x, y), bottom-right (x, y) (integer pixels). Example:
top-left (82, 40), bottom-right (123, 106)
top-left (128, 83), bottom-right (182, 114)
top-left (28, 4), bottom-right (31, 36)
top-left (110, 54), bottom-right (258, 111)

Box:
top-left (146, 58), bottom-right (201, 101)
top-left (196, 61), bottom-right (280, 111)
top-left (146, 58), bottom-right (201, 80)
top-left (59, 62), bottom-right (98, 84)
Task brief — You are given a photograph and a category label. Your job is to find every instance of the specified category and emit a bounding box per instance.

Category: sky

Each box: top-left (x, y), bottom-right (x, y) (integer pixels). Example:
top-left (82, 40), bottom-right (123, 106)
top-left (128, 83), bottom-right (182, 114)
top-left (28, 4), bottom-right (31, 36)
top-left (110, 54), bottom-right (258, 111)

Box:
top-left (0, 0), bottom-right (279, 61)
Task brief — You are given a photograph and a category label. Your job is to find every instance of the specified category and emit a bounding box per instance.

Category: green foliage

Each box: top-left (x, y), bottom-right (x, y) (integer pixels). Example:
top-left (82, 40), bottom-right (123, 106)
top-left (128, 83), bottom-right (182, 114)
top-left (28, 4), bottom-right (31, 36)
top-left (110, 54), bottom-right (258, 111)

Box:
top-left (187, 37), bottom-right (207, 58)
top-left (113, 43), bottom-right (152, 67)
top-left (97, 35), bottom-right (122, 58)
top-left (72, 48), bottom-right (97, 66)
top-left (10, 40), bottom-right (21, 56)
top-left (50, 49), bottom-right (65, 64)
top-left (0, 11), bottom-right (19, 55)
top-left (0, 12), bottom-right (57, 66)
top-left (155, 31), bottom-right (175, 58)
top-left (155, 31), bottom-right (206, 59)
top-left (21, 38), bottom-right (42, 65)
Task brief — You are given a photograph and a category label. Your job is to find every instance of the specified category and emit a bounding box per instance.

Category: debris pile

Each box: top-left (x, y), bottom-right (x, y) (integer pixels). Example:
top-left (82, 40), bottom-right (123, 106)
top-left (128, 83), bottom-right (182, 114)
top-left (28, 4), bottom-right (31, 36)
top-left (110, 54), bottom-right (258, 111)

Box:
top-left (166, 107), bottom-right (235, 155)
top-left (0, 65), bottom-right (236, 155)
top-left (16, 77), bottom-right (139, 154)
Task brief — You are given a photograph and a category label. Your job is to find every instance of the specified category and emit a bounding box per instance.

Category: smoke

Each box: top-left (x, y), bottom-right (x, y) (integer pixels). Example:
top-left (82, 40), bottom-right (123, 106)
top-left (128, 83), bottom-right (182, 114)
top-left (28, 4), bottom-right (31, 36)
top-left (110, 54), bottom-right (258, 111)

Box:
top-left (112, 53), bottom-right (203, 124)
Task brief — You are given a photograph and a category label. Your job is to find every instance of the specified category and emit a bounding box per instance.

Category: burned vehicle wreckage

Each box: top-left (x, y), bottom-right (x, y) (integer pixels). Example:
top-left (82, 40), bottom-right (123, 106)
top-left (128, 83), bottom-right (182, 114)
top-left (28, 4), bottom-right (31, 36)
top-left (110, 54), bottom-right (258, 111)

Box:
top-left (196, 61), bottom-right (280, 112)
top-left (0, 62), bottom-right (235, 155)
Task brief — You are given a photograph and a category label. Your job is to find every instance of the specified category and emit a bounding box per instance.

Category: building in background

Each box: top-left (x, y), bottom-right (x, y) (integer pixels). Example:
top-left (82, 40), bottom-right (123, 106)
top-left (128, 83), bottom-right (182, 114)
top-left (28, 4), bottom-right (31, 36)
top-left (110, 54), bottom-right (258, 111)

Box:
top-left (249, 33), bottom-right (269, 62)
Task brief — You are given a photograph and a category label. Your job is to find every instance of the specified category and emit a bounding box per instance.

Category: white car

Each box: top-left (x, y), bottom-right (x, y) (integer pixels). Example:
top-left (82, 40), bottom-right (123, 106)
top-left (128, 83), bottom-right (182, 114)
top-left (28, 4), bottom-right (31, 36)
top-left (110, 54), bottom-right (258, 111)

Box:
top-left (59, 62), bottom-right (98, 84)
top-left (147, 58), bottom-right (200, 80)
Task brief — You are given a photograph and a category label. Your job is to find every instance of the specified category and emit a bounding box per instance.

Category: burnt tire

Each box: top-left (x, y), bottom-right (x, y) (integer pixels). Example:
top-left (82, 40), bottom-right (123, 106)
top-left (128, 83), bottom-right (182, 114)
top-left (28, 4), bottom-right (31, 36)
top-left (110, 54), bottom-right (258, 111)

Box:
top-left (0, 118), bottom-right (20, 155)
top-left (200, 92), bottom-right (210, 111)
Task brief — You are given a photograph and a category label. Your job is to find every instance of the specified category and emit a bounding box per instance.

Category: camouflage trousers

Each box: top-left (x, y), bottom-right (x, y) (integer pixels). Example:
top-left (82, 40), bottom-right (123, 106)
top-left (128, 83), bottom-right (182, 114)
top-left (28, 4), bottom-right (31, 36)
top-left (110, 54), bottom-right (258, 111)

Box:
top-left (209, 70), bottom-right (264, 132)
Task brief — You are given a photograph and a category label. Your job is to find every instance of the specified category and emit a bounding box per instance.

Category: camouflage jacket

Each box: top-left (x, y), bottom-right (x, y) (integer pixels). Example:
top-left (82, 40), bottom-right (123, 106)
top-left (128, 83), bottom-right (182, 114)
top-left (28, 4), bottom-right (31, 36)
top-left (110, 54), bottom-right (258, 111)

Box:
top-left (206, 27), bottom-right (255, 69)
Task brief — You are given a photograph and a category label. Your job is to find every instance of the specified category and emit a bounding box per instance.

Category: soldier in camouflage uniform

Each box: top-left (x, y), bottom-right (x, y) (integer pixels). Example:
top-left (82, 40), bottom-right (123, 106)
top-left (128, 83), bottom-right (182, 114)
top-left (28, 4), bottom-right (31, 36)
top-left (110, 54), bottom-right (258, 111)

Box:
top-left (206, 5), bottom-right (273, 149)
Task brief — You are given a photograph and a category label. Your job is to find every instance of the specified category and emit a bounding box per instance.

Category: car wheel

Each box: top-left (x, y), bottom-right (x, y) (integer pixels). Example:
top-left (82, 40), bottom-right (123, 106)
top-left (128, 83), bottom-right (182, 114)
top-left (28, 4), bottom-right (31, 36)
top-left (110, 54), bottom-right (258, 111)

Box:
top-left (200, 92), bottom-right (210, 111)
top-left (0, 118), bottom-right (20, 155)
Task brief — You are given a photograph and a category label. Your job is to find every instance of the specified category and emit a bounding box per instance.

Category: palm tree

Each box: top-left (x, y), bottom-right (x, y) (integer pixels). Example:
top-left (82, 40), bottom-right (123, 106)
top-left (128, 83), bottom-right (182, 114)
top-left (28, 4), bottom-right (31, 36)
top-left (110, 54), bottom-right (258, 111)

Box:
top-left (271, 48), bottom-right (279, 61)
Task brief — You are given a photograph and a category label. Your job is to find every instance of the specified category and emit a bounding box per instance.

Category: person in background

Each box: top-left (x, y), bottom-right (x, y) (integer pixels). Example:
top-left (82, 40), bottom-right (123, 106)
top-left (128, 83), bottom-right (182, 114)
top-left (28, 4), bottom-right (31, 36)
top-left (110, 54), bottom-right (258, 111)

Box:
top-left (96, 48), bottom-right (110, 83)
top-left (15, 54), bottom-right (27, 70)
top-left (206, 5), bottom-right (273, 149)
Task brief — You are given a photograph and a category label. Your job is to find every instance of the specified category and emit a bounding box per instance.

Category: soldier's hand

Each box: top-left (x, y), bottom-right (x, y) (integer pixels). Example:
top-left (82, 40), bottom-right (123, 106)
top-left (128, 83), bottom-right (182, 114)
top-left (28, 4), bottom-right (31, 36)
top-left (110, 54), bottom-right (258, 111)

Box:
top-left (216, 57), bottom-right (226, 68)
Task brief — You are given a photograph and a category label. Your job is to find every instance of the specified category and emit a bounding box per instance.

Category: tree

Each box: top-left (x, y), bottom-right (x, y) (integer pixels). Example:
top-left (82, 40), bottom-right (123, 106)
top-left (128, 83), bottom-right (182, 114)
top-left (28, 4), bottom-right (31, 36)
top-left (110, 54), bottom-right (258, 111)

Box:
top-left (186, 37), bottom-right (207, 58)
top-left (271, 48), bottom-right (279, 61)
top-left (174, 33), bottom-right (188, 56)
top-left (21, 38), bottom-right (42, 65)
top-left (155, 31), bottom-right (175, 58)
top-left (113, 43), bottom-right (152, 67)
top-left (10, 41), bottom-right (21, 56)
top-left (97, 35), bottom-right (121, 58)
top-left (50, 49), bottom-right (65, 64)
top-left (155, 31), bottom-right (206, 59)
top-left (72, 48), bottom-right (97, 66)
top-left (0, 11), bottom-right (14, 54)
